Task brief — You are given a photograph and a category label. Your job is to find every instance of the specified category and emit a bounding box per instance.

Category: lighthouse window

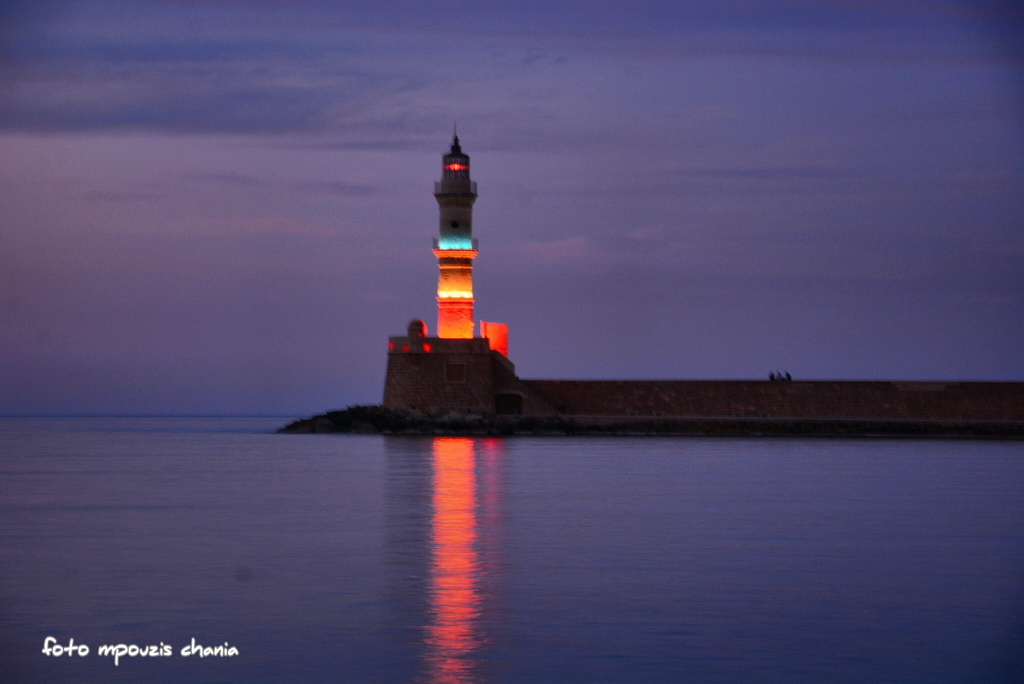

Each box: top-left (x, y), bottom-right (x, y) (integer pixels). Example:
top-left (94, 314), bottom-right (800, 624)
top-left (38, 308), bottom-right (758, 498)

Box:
top-left (450, 221), bottom-right (459, 229)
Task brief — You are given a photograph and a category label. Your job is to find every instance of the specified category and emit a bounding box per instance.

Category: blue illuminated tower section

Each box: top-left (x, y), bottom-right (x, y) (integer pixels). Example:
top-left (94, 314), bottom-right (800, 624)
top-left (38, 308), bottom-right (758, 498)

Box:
top-left (433, 135), bottom-right (478, 338)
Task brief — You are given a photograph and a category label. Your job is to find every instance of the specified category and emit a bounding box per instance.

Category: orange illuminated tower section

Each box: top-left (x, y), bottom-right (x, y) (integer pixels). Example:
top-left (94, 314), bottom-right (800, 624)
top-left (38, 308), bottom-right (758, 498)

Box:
top-left (433, 135), bottom-right (478, 338)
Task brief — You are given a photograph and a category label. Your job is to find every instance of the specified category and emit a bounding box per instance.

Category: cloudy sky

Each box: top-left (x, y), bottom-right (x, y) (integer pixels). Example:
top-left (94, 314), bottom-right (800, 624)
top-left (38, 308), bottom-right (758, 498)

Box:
top-left (1, 1), bottom-right (1022, 415)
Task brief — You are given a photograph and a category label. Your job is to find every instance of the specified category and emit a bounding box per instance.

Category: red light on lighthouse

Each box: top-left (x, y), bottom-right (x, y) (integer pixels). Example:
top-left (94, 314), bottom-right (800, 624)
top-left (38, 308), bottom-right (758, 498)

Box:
top-left (445, 163), bottom-right (466, 171)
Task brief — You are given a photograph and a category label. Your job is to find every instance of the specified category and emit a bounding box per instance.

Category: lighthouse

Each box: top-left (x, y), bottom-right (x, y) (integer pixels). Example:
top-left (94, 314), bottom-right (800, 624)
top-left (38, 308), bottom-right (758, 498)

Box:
top-left (433, 134), bottom-right (478, 338)
top-left (382, 134), bottom-right (523, 413)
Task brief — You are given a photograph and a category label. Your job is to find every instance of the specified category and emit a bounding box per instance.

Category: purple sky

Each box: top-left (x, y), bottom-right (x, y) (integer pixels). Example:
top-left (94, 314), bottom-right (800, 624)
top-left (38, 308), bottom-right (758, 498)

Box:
top-left (1, 1), bottom-right (1022, 415)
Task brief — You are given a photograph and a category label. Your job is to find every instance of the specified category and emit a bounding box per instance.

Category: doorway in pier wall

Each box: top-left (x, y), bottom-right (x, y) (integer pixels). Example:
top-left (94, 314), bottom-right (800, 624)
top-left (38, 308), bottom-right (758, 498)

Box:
top-left (494, 393), bottom-right (523, 415)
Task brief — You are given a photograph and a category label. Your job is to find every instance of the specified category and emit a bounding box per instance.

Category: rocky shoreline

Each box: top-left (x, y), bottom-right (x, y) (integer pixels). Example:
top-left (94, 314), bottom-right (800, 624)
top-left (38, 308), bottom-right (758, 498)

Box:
top-left (276, 405), bottom-right (1024, 438)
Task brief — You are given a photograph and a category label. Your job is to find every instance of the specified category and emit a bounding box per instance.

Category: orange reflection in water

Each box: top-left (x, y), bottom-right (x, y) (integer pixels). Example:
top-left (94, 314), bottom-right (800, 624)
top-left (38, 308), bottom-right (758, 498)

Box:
top-left (426, 437), bottom-right (481, 683)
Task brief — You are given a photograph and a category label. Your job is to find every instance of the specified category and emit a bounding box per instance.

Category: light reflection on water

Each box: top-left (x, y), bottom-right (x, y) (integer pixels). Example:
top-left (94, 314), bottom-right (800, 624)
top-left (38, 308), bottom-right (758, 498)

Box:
top-left (422, 437), bottom-right (506, 683)
top-left (426, 437), bottom-right (482, 682)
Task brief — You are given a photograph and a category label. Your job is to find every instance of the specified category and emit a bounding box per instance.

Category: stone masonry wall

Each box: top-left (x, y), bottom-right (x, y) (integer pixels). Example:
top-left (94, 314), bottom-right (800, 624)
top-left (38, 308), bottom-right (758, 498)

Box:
top-left (522, 380), bottom-right (1024, 421)
top-left (381, 335), bottom-right (1024, 421)
top-left (383, 337), bottom-right (511, 413)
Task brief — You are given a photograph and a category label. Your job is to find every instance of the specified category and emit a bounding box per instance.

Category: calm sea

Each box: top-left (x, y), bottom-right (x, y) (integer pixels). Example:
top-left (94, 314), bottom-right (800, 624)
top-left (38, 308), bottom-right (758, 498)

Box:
top-left (0, 417), bottom-right (1021, 683)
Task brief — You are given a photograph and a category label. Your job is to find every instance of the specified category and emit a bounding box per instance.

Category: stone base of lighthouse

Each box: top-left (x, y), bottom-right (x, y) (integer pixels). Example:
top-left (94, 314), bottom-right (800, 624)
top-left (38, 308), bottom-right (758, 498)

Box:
top-left (382, 335), bottom-right (554, 415)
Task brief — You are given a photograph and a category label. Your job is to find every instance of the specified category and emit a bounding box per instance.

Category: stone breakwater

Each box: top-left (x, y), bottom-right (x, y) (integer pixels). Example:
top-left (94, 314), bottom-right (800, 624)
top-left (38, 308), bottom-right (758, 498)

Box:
top-left (277, 406), bottom-right (1024, 438)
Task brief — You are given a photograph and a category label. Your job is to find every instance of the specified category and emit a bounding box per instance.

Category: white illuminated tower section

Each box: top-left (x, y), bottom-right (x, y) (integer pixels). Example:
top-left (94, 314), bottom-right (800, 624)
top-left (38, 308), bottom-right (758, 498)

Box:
top-left (433, 135), bottom-right (478, 338)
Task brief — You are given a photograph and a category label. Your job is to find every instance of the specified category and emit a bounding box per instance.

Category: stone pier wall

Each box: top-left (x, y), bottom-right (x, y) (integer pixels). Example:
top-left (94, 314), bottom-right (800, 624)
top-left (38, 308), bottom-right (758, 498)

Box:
top-left (381, 338), bottom-right (1024, 423)
top-left (522, 380), bottom-right (1024, 422)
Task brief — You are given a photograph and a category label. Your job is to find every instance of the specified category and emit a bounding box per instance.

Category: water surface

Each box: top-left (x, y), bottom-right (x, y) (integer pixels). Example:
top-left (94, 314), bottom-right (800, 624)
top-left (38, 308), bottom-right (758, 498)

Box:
top-left (1, 418), bottom-right (1021, 682)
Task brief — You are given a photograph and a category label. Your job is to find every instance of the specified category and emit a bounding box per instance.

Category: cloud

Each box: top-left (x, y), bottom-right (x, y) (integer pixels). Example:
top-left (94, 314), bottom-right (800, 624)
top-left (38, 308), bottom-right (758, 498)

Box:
top-left (0, 2), bottom-right (435, 134)
top-left (296, 180), bottom-right (375, 196)
top-left (183, 171), bottom-right (375, 197)
top-left (186, 171), bottom-right (262, 186)
top-left (80, 189), bottom-right (163, 203)
top-left (1, 1), bottom-right (1019, 138)
top-left (0, 56), bottom-right (427, 134)
top-left (668, 166), bottom-right (865, 180)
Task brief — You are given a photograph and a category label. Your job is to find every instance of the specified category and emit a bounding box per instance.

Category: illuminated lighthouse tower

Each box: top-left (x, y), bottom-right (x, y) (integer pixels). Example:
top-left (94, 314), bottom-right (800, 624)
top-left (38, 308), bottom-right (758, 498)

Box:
top-left (433, 135), bottom-right (478, 338)
top-left (383, 134), bottom-right (519, 414)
